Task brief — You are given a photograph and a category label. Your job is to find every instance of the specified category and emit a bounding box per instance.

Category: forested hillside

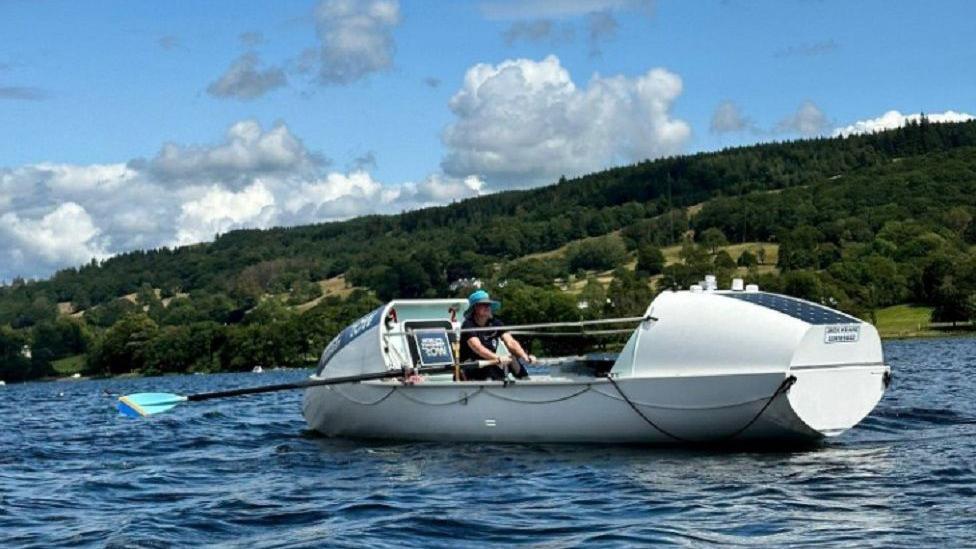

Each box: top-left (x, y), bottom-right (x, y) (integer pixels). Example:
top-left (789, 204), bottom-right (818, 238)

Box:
top-left (3, 118), bottom-right (976, 381)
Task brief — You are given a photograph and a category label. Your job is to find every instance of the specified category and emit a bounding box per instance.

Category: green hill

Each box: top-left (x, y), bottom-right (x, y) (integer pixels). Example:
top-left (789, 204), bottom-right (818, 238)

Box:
top-left (3, 118), bottom-right (976, 381)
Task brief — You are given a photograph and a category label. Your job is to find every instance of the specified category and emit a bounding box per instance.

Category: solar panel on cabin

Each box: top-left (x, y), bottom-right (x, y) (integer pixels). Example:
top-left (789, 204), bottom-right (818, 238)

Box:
top-left (721, 292), bottom-right (859, 325)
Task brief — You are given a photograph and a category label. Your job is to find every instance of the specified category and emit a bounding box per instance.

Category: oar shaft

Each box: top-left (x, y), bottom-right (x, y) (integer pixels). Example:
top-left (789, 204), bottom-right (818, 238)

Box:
top-left (184, 362), bottom-right (482, 402)
top-left (186, 370), bottom-right (394, 401)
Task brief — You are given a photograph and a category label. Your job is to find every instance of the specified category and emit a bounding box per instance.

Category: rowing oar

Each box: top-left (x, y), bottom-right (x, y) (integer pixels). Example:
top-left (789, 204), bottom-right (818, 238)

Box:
top-left (117, 361), bottom-right (492, 418)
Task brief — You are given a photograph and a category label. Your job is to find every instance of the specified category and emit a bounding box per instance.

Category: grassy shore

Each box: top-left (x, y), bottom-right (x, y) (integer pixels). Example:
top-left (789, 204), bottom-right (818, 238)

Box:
top-left (51, 354), bottom-right (87, 375)
top-left (874, 304), bottom-right (975, 339)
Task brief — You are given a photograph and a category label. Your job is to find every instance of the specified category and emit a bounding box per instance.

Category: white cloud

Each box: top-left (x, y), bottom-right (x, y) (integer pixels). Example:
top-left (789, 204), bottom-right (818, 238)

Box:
top-left (146, 120), bottom-right (320, 184)
top-left (283, 171), bottom-right (383, 215)
top-left (492, 1), bottom-right (647, 56)
top-left (414, 174), bottom-right (484, 202)
top-left (833, 110), bottom-right (975, 137)
top-left (0, 203), bottom-right (110, 279)
top-left (775, 100), bottom-right (829, 136)
top-left (158, 35), bottom-right (180, 51)
top-left (710, 100), bottom-right (750, 134)
top-left (35, 162), bottom-right (137, 194)
top-left (312, 0), bottom-right (400, 85)
top-left (239, 31), bottom-right (264, 47)
top-left (0, 120), bottom-right (489, 281)
top-left (503, 19), bottom-right (566, 46)
top-left (586, 9), bottom-right (618, 57)
top-left (280, 171), bottom-right (484, 222)
top-left (774, 39), bottom-right (839, 58)
top-left (207, 52), bottom-right (286, 100)
top-left (441, 55), bottom-right (690, 188)
top-left (481, 0), bottom-right (652, 20)
top-left (0, 86), bottom-right (48, 101)
top-left (175, 181), bottom-right (277, 246)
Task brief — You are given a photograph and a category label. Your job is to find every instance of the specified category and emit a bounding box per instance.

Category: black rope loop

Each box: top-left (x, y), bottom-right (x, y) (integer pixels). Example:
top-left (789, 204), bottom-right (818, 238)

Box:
top-left (606, 374), bottom-right (798, 444)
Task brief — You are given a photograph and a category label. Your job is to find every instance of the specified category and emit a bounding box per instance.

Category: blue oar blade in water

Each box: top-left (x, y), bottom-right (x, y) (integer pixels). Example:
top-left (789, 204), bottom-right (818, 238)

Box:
top-left (118, 393), bottom-right (188, 417)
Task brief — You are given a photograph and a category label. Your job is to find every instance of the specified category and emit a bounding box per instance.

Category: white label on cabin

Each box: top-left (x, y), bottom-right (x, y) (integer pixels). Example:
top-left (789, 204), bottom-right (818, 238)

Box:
top-left (824, 324), bottom-right (860, 344)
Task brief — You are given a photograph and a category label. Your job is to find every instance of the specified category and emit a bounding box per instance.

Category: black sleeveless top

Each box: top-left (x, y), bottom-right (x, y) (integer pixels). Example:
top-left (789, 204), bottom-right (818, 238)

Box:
top-left (458, 317), bottom-right (506, 363)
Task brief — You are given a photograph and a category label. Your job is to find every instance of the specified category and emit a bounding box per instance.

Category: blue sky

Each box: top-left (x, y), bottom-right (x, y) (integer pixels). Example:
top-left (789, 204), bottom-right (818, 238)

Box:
top-left (1, 0), bottom-right (974, 281)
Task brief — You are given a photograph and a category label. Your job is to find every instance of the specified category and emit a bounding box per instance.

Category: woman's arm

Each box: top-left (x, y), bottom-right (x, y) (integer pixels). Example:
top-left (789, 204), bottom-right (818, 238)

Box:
top-left (501, 333), bottom-right (533, 362)
top-left (465, 336), bottom-right (507, 363)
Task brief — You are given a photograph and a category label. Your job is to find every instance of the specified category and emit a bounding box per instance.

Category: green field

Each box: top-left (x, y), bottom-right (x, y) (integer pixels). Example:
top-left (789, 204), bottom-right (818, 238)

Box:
top-left (874, 305), bottom-right (935, 338)
top-left (52, 354), bottom-right (87, 375)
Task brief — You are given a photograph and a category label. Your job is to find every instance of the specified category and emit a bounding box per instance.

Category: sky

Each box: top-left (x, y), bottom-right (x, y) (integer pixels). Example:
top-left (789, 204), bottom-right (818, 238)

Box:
top-left (1, 0), bottom-right (975, 282)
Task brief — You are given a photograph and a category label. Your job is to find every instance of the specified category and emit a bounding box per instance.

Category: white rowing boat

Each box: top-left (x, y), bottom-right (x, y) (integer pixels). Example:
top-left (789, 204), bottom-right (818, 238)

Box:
top-left (302, 281), bottom-right (889, 444)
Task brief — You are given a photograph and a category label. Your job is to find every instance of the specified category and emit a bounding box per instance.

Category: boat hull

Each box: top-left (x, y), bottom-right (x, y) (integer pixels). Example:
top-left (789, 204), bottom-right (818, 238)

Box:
top-left (302, 364), bottom-right (887, 444)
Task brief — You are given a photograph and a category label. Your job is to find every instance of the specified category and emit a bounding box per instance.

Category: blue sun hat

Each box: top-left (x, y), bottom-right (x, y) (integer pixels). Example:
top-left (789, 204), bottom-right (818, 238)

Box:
top-left (466, 289), bottom-right (500, 315)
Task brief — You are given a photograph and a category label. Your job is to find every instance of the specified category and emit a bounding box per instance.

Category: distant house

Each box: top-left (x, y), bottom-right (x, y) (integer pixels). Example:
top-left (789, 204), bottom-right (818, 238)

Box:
top-left (21, 345), bottom-right (31, 359)
top-left (449, 278), bottom-right (482, 292)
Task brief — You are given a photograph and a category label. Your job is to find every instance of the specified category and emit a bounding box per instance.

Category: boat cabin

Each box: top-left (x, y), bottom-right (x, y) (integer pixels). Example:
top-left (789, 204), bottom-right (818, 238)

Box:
top-left (315, 299), bottom-right (519, 380)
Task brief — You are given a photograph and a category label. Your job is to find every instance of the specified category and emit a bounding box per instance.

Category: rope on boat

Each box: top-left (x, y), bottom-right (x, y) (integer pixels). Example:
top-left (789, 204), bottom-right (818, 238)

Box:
top-left (719, 375), bottom-right (797, 441)
top-left (394, 387), bottom-right (485, 406)
top-left (325, 375), bottom-right (798, 427)
top-left (482, 385), bottom-right (592, 404)
top-left (589, 388), bottom-right (780, 410)
top-left (605, 374), bottom-right (798, 443)
top-left (330, 385), bottom-right (398, 406)
top-left (605, 375), bottom-right (690, 442)
top-left (330, 382), bottom-right (593, 407)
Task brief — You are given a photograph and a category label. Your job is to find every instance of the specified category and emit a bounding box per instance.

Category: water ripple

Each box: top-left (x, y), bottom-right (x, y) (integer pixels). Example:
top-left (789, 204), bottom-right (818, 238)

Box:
top-left (2, 339), bottom-right (976, 546)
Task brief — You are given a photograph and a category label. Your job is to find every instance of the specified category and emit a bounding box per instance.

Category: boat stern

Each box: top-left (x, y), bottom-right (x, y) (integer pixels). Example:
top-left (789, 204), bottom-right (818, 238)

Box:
top-left (786, 321), bottom-right (889, 436)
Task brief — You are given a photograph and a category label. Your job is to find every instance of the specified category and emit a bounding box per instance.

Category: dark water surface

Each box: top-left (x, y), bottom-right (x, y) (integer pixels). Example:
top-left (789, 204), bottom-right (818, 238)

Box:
top-left (3, 337), bottom-right (976, 547)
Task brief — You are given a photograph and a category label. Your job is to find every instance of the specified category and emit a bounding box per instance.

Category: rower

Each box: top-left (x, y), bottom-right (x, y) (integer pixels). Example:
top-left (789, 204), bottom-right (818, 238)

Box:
top-left (458, 290), bottom-right (535, 381)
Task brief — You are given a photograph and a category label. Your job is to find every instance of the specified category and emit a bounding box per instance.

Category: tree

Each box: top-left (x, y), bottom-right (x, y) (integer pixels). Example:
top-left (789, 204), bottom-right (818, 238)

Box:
top-left (782, 270), bottom-right (823, 303)
top-left (85, 298), bottom-right (140, 328)
top-left (286, 279), bottom-right (323, 306)
top-left (30, 318), bottom-right (91, 371)
top-left (778, 225), bottom-right (824, 270)
top-left (699, 228), bottom-right (728, 254)
top-left (737, 250), bottom-right (758, 267)
top-left (565, 236), bottom-right (628, 273)
top-left (136, 283), bottom-right (164, 321)
top-left (492, 281), bottom-right (581, 355)
top-left (714, 250), bottom-right (737, 271)
top-left (636, 245), bottom-right (665, 276)
top-left (0, 325), bottom-right (34, 382)
top-left (943, 206), bottom-right (972, 237)
top-left (88, 313), bottom-right (159, 375)
top-left (578, 277), bottom-right (608, 319)
top-left (144, 322), bottom-right (225, 374)
top-left (12, 295), bottom-right (57, 329)
top-left (606, 268), bottom-right (653, 317)
top-left (500, 258), bottom-right (566, 287)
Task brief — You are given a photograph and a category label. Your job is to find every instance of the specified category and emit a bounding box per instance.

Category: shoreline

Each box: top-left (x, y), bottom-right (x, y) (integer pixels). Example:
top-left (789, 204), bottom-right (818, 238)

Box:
top-left (878, 328), bottom-right (976, 340)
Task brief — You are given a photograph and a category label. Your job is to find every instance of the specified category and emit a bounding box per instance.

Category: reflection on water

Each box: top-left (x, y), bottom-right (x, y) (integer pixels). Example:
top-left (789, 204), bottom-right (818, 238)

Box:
top-left (2, 338), bottom-right (975, 547)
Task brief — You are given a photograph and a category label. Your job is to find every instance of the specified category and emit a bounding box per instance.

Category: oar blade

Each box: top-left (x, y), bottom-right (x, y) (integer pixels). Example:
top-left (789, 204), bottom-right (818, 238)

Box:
top-left (118, 392), bottom-right (187, 417)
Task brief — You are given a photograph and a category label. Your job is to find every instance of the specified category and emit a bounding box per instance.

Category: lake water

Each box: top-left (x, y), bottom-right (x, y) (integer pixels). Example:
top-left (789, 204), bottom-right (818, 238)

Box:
top-left (2, 337), bottom-right (975, 547)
